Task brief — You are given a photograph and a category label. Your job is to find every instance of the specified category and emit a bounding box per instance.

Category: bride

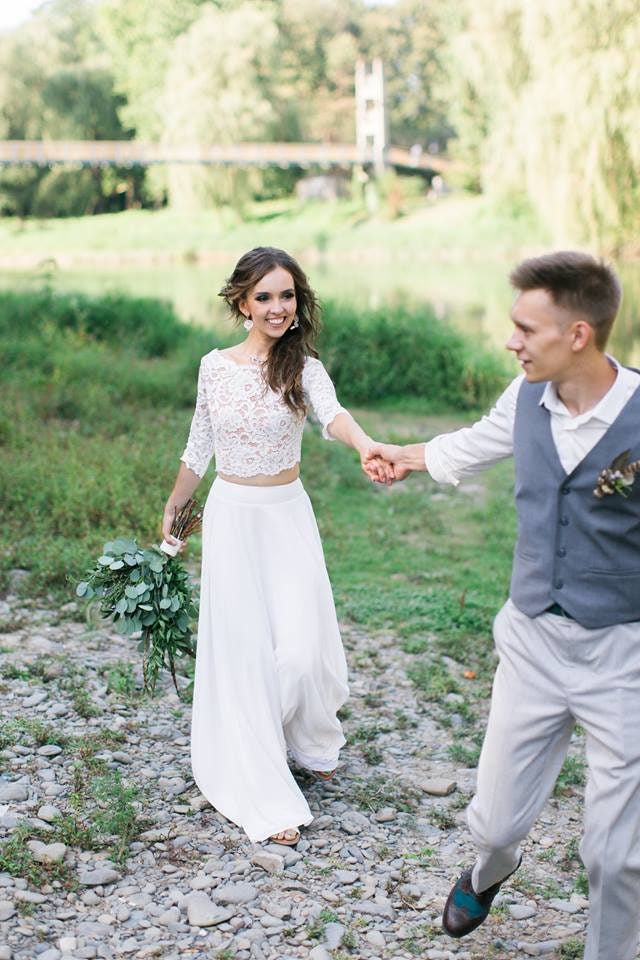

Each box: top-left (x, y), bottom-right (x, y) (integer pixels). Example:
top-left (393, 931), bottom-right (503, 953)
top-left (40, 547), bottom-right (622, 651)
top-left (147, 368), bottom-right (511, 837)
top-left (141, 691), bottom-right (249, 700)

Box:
top-left (162, 246), bottom-right (387, 845)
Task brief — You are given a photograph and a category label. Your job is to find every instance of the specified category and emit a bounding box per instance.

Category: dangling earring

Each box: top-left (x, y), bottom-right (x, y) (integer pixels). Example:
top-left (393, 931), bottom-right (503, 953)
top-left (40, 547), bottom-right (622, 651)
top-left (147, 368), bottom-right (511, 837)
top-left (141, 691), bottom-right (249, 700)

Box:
top-left (290, 315), bottom-right (299, 330)
top-left (243, 316), bottom-right (253, 331)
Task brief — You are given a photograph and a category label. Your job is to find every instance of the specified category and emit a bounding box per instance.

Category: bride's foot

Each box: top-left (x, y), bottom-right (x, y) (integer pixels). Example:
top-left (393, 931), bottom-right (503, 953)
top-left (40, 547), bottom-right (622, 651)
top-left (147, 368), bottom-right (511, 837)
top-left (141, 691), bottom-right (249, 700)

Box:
top-left (312, 768), bottom-right (338, 781)
top-left (269, 828), bottom-right (300, 847)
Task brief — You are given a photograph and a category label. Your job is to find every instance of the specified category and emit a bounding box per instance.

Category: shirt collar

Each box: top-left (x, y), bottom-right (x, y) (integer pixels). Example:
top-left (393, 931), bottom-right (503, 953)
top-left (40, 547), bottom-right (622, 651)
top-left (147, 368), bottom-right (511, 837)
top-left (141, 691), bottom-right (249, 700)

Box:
top-left (540, 356), bottom-right (638, 427)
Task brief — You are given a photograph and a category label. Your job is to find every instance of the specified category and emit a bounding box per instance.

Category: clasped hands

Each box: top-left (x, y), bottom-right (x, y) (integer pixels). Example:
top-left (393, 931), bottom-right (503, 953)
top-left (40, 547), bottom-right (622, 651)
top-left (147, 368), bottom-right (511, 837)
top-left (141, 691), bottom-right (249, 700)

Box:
top-left (359, 442), bottom-right (412, 485)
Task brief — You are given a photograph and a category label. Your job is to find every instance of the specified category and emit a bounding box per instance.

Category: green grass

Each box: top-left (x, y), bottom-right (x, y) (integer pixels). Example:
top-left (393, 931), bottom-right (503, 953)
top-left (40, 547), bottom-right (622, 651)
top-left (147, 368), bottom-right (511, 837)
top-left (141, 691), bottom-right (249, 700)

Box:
top-left (0, 287), bottom-right (510, 607)
top-left (0, 193), bottom-right (547, 261)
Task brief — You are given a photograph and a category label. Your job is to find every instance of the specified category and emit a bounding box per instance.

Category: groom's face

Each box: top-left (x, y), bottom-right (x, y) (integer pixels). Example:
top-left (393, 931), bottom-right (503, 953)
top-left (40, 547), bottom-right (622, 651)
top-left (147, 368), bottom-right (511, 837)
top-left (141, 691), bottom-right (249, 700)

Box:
top-left (506, 288), bottom-right (581, 382)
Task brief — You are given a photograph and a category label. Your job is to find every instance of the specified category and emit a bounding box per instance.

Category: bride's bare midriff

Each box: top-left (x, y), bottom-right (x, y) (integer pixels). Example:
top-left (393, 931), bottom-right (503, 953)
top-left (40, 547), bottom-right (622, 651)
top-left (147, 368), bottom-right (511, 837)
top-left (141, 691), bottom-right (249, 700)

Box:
top-left (218, 465), bottom-right (300, 487)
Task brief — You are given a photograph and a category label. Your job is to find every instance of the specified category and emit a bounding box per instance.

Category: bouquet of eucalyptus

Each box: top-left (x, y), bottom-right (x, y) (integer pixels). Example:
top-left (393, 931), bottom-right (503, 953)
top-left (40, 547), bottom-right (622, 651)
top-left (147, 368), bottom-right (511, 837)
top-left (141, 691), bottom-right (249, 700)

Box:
top-left (76, 500), bottom-right (202, 697)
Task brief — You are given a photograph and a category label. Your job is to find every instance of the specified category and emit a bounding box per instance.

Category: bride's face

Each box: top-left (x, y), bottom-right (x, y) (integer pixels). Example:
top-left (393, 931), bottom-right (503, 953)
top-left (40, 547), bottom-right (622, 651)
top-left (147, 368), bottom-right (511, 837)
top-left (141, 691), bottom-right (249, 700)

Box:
top-left (240, 267), bottom-right (297, 341)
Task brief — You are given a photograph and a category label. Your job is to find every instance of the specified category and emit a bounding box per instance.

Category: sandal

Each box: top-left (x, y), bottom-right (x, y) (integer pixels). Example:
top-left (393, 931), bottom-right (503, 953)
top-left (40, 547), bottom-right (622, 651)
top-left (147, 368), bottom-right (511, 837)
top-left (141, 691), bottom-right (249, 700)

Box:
top-left (269, 828), bottom-right (300, 847)
top-left (312, 768), bottom-right (338, 781)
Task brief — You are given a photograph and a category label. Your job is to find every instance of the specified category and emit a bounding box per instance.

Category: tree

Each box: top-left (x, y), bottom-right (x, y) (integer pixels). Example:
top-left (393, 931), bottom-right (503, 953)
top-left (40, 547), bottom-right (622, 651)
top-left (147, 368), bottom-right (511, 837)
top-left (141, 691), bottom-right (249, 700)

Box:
top-left (160, 2), bottom-right (281, 210)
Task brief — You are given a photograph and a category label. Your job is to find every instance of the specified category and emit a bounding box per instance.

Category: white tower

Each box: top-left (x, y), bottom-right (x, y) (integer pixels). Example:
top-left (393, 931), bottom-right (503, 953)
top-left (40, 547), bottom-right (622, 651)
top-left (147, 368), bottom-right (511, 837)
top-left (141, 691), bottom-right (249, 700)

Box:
top-left (355, 58), bottom-right (387, 176)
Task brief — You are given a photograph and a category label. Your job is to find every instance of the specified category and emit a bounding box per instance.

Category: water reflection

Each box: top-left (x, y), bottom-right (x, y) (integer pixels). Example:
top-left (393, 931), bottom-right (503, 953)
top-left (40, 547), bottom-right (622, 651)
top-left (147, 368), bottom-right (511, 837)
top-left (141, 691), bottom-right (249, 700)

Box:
top-left (1, 258), bottom-right (638, 365)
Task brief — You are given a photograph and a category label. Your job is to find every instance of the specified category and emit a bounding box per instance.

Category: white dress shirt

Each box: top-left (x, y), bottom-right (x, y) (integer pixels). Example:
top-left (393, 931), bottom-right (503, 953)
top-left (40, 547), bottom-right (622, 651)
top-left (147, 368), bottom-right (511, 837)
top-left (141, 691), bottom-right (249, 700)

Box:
top-left (425, 357), bottom-right (640, 484)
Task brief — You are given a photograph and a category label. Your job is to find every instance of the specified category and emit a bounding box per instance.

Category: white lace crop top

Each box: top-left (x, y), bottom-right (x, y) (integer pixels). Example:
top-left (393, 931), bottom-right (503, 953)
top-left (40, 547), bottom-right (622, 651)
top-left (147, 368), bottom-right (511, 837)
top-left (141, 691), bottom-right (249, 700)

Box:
top-left (180, 349), bottom-right (347, 478)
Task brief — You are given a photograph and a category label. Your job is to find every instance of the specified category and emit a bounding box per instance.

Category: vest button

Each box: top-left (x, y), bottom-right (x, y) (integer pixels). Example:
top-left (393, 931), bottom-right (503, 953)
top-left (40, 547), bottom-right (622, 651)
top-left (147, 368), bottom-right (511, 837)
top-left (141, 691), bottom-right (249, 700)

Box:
top-left (554, 578), bottom-right (564, 589)
top-left (561, 486), bottom-right (571, 495)
top-left (559, 516), bottom-right (569, 526)
top-left (557, 547), bottom-right (566, 557)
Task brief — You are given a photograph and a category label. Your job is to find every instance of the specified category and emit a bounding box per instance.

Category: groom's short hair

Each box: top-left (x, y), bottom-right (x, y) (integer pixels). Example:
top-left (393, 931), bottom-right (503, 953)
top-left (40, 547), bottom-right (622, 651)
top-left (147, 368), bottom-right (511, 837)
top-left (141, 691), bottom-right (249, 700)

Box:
top-left (510, 251), bottom-right (621, 349)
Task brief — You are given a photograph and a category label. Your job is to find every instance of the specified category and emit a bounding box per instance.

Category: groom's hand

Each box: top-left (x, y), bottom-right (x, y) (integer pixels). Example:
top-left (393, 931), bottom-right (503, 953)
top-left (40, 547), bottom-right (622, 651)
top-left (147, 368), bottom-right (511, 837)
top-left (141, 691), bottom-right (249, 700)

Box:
top-left (364, 442), bottom-right (413, 482)
top-left (360, 449), bottom-right (395, 484)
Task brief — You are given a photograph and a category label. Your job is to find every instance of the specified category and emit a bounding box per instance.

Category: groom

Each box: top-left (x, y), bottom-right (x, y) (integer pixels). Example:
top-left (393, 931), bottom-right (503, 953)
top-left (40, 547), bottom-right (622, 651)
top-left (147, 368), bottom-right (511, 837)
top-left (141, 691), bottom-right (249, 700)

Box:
top-left (366, 251), bottom-right (640, 960)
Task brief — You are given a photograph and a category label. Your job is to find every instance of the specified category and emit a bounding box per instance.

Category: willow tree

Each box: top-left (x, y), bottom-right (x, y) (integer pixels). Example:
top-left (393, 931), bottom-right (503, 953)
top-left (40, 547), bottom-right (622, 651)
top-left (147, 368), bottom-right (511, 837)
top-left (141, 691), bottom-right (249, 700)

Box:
top-left (161, 2), bottom-right (280, 212)
top-left (446, 0), bottom-right (640, 251)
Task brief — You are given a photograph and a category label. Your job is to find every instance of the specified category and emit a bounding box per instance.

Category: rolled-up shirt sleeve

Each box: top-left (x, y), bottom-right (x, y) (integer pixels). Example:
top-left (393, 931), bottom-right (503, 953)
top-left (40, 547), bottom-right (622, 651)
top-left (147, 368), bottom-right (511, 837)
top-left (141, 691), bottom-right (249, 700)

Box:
top-left (425, 375), bottom-right (523, 485)
top-left (302, 357), bottom-right (347, 440)
top-left (180, 360), bottom-right (215, 478)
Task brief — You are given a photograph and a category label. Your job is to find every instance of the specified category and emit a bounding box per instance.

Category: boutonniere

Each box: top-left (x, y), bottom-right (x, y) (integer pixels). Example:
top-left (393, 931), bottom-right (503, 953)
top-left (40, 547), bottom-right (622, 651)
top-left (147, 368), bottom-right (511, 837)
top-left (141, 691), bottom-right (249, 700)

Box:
top-left (594, 449), bottom-right (640, 499)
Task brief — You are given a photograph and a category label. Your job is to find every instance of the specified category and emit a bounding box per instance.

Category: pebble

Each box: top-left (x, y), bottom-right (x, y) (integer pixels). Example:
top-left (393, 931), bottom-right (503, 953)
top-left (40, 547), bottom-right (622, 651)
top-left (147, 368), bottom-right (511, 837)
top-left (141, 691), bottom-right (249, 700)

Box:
top-left (37, 804), bottom-right (62, 822)
top-left (0, 596), bottom-right (593, 960)
top-left (324, 921), bottom-right (345, 948)
top-left (250, 850), bottom-right (284, 874)
top-left (213, 883), bottom-right (258, 905)
top-left (418, 778), bottom-right (457, 796)
top-left (308, 947), bottom-right (332, 960)
top-left (0, 902), bottom-right (15, 922)
top-left (78, 867), bottom-right (121, 886)
top-left (26, 840), bottom-right (67, 863)
top-left (0, 783), bottom-right (28, 802)
top-left (185, 893), bottom-right (233, 927)
top-left (509, 904), bottom-right (538, 920)
top-left (519, 941), bottom-right (562, 956)
top-left (548, 898), bottom-right (581, 914)
top-left (374, 807), bottom-right (397, 822)
top-left (367, 929), bottom-right (386, 948)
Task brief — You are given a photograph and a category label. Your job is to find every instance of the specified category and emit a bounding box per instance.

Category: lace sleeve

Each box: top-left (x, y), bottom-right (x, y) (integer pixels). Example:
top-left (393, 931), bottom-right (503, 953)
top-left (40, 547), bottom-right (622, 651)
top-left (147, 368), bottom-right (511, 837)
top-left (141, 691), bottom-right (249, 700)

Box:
top-left (180, 359), bottom-right (215, 477)
top-left (302, 357), bottom-right (347, 441)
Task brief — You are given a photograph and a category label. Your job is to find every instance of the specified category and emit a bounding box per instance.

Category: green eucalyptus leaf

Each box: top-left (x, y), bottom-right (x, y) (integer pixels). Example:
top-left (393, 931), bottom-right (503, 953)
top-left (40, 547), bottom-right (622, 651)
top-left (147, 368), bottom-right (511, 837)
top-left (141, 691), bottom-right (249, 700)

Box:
top-left (130, 568), bottom-right (141, 583)
top-left (115, 597), bottom-right (128, 615)
top-left (76, 581), bottom-right (89, 597)
top-left (97, 555), bottom-right (113, 566)
top-left (141, 612), bottom-right (156, 626)
top-left (159, 598), bottom-right (172, 610)
top-left (124, 585), bottom-right (139, 598)
top-left (138, 603), bottom-right (153, 611)
top-left (109, 560), bottom-right (124, 571)
top-left (124, 553), bottom-right (138, 566)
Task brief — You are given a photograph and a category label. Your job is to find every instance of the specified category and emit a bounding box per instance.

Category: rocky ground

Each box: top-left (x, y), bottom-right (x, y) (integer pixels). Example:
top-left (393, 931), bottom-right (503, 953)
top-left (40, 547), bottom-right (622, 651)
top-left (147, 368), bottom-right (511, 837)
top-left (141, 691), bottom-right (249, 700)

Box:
top-left (0, 570), bottom-right (612, 960)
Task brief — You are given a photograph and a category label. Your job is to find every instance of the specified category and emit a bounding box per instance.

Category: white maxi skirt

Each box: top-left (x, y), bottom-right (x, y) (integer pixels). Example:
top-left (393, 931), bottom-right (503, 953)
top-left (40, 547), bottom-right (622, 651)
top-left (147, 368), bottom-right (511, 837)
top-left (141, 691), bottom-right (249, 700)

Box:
top-left (191, 477), bottom-right (349, 843)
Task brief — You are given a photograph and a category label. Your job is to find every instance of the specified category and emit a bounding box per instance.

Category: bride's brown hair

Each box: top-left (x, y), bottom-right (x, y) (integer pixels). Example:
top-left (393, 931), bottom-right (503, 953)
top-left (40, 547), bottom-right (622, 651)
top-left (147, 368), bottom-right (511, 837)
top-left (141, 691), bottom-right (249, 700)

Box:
top-left (219, 247), bottom-right (321, 415)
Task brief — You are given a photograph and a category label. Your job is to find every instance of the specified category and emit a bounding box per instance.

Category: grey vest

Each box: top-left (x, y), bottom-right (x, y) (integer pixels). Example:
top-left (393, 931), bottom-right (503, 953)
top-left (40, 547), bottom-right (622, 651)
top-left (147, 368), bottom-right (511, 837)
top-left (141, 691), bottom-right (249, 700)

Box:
top-left (510, 379), bottom-right (640, 628)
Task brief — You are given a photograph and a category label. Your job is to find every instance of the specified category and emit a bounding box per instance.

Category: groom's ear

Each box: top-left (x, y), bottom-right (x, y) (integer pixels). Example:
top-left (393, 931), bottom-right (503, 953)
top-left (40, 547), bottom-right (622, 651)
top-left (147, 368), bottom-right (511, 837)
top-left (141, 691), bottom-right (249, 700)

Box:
top-left (568, 318), bottom-right (594, 352)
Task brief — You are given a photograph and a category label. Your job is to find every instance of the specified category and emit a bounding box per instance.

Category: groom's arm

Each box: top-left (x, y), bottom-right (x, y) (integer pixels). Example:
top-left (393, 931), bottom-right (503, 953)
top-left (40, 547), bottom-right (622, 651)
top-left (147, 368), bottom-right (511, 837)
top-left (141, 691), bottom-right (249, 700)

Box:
top-left (367, 375), bottom-right (523, 483)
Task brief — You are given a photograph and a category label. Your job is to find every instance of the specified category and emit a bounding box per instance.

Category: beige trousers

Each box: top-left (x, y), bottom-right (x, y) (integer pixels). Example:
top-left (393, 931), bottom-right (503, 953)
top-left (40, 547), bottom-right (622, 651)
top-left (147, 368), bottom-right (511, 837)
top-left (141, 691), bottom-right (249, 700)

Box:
top-left (467, 599), bottom-right (640, 960)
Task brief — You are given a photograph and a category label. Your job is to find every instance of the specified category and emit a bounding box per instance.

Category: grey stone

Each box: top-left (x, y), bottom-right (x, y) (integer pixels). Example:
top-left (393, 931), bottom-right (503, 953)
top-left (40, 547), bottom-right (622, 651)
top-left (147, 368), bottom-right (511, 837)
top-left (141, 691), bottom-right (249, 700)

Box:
top-left (324, 922), bottom-right (345, 949)
top-left (509, 904), bottom-right (537, 920)
top-left (213, 883), bottom-right (258, 905)
top-left (0, 902), bottom-right (15, 922)
top-left (548, 898), bottom-right (581, 914)
top-left (0, 783), bottom-right (28, 802)
top-left (58, 938), bottom-right (77, 953)
top-left (27, 840), bottom-right (67, 863)
top-left (352, 899), bottom-right (396, 920)
top-left (37, 804), bottom-right (62, 823)
top-left (250, 850), bottom-right (284, 874)
top-left (37, 745), bottom-right (63, 757)
top-left (185, 892), bottom-right (233, 927)
top-left (0, 946), bottom-right (12, 960)
top-left (78, 867), bottom-right (121, 886)
top-left (366, 930), bottom-right (386, 949)
top-left (519, 942), bottom-right (562, 957)
top-left (308, 948), bottom-right (332, 960)
top-left (374, 807), bottom-right (397, 822)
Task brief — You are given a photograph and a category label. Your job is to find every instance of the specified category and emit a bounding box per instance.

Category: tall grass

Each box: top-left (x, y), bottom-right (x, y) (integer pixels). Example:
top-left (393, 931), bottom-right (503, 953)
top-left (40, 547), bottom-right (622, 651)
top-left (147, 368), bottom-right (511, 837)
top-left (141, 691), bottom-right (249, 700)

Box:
top-left (0, 288), bottom-right (509, 596)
